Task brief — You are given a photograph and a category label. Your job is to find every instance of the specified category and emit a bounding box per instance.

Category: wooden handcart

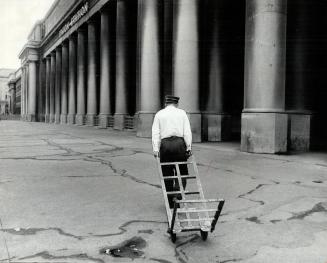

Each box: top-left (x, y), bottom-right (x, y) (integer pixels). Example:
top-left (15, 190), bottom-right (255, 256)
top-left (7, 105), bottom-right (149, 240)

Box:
top-left (156, 155), bottom-right (225, 243)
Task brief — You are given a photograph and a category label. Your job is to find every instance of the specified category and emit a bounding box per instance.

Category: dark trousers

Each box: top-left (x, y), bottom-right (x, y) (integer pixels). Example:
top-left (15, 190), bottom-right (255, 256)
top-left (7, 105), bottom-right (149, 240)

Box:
top-left (160, 136), bottom-right (188, 207)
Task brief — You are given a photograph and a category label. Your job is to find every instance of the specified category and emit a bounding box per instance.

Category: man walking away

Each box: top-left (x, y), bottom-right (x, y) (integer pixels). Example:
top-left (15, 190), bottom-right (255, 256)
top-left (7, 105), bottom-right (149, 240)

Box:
top-left (152, 95), bottom-right (192, 208)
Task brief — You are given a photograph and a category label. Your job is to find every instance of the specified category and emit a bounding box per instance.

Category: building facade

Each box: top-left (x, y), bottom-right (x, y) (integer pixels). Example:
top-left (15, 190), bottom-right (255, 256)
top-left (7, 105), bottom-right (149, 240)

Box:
top-left (18, 0), bottom-right (327, 153)
top-left (0, 69), bottom-right (15, 115)
top-left (8, 69), bottom-right (22, 116)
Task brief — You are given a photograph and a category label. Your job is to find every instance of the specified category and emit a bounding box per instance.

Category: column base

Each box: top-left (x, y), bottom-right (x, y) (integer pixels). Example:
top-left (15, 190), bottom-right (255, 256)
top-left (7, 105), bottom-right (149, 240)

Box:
top-left (136, 112), bottom-right (155, 138)
top-left (49, 114), bottom-right (55, 123)
top-left (67, 114), bottom-right (75, 125)
top-left (45, 114), bottom-right (50, 123)
top-left (187, 113), bottom-right (202, 143)
top-left (55, 114), bottom-right (61, 124)
top-left (202, 113), bottom-right (231, 142)
top-left (288, 113), bottom-right (312, 152)
top-left (114, 113), bottom-right (126, 130)
top-left (241, 112), bottom-right (288, 153)
top-left (27, 114), bottom-right (36, 122)
top-left (75, 114), bottom-right (85, 126)
top-left (60, 114), bottom-right (67, 124)
top-left (86, 114), bottom-right (96, 126)
top-left (99, 114), bottom-right (111, 128)
top-left (38, 115), bottom-right (45, 122)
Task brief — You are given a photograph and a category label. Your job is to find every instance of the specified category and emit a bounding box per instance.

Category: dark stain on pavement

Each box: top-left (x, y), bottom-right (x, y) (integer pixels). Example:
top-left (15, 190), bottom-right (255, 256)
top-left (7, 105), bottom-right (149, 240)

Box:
top-left (1, 227), bottom-right (83, 240)
top-left (150, 258), bottom-right (173, 263)
top-left (246, 216), bottom-right (263, 224)
top-left (288, 202), bottom-right (327, 220)
top-left (20, 251), bottom-right (104, 263)
top-left (100, 236), bottom-right (146, 259)
top-left (138, 229), bottom-right (154, 234)
top-left (313, 180), bottom-right (323, 184)
top-left (0, 180), bottom-right (11, 184)
top-left (270, 219), bottom-right (282, 224)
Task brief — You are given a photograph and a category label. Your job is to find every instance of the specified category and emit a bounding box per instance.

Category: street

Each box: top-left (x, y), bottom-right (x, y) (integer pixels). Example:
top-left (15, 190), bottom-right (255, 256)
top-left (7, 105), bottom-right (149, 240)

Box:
top-left (0, 121), bottom-right (327, 263)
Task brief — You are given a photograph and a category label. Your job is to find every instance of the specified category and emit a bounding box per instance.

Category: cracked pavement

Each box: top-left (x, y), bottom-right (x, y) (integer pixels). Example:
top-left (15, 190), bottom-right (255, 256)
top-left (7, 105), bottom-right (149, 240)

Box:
top-left (0, 121), bottom-right (327, 263)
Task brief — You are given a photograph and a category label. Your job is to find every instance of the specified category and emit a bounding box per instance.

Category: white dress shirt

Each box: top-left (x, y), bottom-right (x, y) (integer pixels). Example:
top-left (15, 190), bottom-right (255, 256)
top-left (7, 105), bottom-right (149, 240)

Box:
top-left (152, 105), bottom-right (192, 152)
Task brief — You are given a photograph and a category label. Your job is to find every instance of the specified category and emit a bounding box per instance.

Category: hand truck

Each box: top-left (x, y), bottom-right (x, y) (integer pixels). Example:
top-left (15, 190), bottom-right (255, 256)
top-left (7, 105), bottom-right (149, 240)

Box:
top-left (156, 155), bottom-right (225, 243)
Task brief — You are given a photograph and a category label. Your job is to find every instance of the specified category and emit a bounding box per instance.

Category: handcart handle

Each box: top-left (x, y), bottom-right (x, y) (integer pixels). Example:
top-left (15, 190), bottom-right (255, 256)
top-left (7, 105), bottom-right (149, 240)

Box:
top-left (211, 200), bottom-right (225, 232)
top-left (176, 199), bottom-right (225, 203)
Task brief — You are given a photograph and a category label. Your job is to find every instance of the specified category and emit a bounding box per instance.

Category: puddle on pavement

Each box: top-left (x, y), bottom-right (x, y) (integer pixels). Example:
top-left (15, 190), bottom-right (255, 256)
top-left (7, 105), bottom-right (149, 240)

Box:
top-left (100, 236), bottom-right (146, 259)
top-left (313, 180), bottom-right (323, 184)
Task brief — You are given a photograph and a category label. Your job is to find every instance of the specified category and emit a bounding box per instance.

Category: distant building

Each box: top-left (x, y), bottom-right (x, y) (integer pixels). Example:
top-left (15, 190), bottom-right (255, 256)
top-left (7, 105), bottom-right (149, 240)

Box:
top-left (0, 69), bottom-right (15, 115)
top-left (8, 69), bottom-right (22, 115)
top-left (16, 0), bottom-right (327, 153)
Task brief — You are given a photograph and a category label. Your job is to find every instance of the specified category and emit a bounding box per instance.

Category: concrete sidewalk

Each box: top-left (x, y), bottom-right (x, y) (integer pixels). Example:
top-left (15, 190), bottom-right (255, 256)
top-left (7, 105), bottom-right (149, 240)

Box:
top-left (0, 121), bottom-right (326, 263)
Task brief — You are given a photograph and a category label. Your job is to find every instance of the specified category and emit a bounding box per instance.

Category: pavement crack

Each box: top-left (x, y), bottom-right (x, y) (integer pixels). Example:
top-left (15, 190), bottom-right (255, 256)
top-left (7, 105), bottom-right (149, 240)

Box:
top-left (42, 139), bottom-right (77, 155)
top-left (0, 218), bottom-right (11, 263)
top-left (175, 234), bottom-right (200, 263)
top-left (91, 220), bottom-right (167, 238)
top-left (245, 216), bottom-right (263, 224)
top-left (120, 170), bottom-right (161, 189)
top-left (150, 258), bottom-right (173, 263)
top-left (84, 156), bottom-right (161, 189)
top-left (19, 251), bottom-right (104, 263)
top-left (288, 202), bottom-right (327, 220)
top-left (219, 258), bottom-right (243, 263)
top-left (1, 227), bottom-right (83, 240)
top-left (238, 184), bottom-right (269, 206)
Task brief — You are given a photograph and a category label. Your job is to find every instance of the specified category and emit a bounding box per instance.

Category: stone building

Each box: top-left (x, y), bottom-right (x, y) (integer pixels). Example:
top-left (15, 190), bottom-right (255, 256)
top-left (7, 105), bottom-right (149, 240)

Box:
top-left (8, 69), bottom-right (22, 115)
top-left (18, 0), bottom-right (327, 153)
top-left (0, 69), bottom-right (15, 115)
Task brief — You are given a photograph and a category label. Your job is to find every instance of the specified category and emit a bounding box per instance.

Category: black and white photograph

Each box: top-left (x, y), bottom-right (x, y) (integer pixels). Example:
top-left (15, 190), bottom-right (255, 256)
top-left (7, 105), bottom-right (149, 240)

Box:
top-left (0, 0), bottom-right (326, 262)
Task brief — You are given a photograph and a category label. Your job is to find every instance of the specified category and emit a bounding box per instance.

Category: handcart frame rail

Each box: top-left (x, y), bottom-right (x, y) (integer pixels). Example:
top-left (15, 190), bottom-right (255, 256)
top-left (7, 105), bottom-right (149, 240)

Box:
top-left (156, 155), bottom-right (225, 243)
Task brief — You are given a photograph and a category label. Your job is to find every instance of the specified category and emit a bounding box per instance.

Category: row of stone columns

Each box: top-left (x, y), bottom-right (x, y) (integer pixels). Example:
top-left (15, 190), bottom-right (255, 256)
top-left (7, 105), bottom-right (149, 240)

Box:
top-left (41, 0), bottom-right (204, 141)
top-left (24, 0), bottom-right (313, 153)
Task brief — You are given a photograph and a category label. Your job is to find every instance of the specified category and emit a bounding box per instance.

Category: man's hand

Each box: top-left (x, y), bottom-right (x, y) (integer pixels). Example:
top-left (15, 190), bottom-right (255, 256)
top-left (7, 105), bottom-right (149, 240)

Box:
top-left (186, 150), bottom-right (192, 158)
top-left (153, 151), bottom-right (160, 158)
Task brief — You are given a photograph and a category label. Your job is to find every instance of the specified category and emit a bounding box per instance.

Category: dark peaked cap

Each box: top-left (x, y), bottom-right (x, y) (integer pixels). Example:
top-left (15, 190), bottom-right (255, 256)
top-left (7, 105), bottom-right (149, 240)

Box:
top-left (165, 95), bottom-right (180, 104)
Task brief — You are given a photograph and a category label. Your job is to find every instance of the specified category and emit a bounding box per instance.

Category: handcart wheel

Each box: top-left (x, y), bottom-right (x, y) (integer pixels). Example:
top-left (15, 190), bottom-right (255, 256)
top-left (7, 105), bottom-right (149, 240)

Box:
top-left (200, 230), bottom-right (208, 241)
top-left (171, 232), bottom-right (177, 243)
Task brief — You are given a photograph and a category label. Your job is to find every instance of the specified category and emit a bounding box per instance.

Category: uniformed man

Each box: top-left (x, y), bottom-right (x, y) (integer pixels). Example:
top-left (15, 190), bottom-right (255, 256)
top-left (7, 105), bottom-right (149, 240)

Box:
top-left (152, 95), bottom-right (192, 207)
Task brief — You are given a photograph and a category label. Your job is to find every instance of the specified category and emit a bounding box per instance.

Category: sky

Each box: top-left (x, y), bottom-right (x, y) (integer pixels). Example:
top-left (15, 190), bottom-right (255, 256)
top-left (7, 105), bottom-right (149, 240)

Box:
top-left (0, 0), bottom-right (55, 70)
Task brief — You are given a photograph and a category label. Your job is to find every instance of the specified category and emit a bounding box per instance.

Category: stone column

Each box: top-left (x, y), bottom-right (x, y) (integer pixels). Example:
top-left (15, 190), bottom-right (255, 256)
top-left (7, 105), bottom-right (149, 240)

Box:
top-left (50, 52), bottom-right (56, 123)
top-left (99, 7), bottom-right (113, 128)
top-left (45, 57), bottom-right (51, 122)
top-left (68, 36), bottom-right (77, 124)
top-left (55, 48), bottom-right (62, 124)
top-left (136, 0), bottom-right (161, 138)
top-left (114, 0), bottom-right (129, 130)
top-left (241, 0), bottom-right (288, 153)
top-left (76, 28), bottom-right (86, 125)
top-left (173, 0), bottom-right (201, 142)
top-left (86, 19), bottom-right (98, 126)
top-left (11, 84), bottom-right (16, 114)
top-left (286, 0), bottom-right (312, 151)
top-left (202, 0), bottom-right (231, 142)
top-left (27, 61), bottom-right (37, 122)
top-left (24, 65), bottom-right (29, 121)
top-left (20, 67), bottom-right (25, 118)
top-left (61, 42), bottom-right (69, 124)
top-left (9, 82), bottom-right (16, 114)
top-left (38, 59), bottom-right (46, 122)
top-left (13, 85), bottom-right (16, 114)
